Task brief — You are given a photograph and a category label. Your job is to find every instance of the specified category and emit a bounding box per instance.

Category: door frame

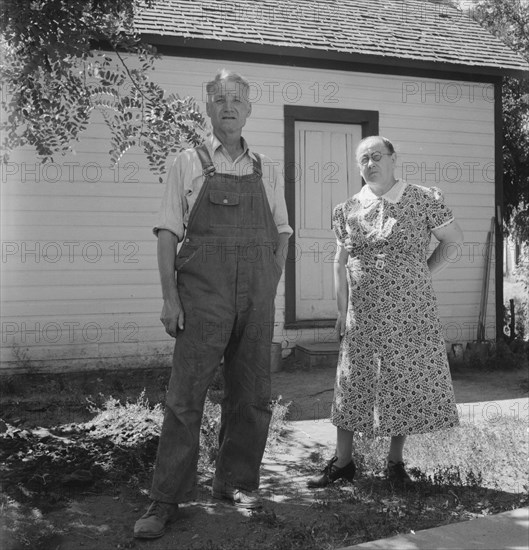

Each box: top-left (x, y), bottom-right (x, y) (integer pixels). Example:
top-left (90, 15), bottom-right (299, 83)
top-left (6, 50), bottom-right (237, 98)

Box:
top-left (283, 106), bottom-right (379, 328)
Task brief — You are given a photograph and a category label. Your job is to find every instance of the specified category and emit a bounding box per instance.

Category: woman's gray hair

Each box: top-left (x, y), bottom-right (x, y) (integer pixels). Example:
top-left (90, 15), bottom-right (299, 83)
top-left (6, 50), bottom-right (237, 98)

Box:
top-left (356, 136), bottom-right (396, 155)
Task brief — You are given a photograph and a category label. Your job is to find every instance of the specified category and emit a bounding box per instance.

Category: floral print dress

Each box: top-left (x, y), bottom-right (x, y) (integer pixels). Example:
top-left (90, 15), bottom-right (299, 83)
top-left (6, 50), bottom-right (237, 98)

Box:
top-left (331, 179), bottom-right (459, 437)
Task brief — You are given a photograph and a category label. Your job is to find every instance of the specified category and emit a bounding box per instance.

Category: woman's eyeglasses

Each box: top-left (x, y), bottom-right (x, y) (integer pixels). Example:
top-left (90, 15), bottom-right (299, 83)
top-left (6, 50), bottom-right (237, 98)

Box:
top-left (358, 152), bottom-right (392, 166)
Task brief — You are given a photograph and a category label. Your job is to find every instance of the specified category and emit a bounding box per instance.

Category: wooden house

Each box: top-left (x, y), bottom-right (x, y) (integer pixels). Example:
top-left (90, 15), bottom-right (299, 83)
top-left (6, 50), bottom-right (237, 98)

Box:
top-left (1, 0), bottom-right (528, 372)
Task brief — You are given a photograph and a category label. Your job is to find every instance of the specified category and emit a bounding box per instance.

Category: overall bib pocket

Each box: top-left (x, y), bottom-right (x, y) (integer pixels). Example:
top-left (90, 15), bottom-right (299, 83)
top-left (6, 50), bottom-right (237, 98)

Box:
top-left (209, 191), bottom-right (240, 228)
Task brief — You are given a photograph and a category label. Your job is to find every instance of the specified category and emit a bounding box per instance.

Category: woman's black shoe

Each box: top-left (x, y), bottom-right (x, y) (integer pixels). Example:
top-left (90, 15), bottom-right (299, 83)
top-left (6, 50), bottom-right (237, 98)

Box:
top-left (307, 456), bottom-right (356, 488)
top-left (386, 460), bottom-right (412, 485)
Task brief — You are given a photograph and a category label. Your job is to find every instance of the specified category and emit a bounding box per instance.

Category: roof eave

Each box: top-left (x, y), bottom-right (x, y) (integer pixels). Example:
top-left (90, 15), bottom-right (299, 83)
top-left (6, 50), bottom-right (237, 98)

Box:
top-left (140, 34), bottom-right (529, 80)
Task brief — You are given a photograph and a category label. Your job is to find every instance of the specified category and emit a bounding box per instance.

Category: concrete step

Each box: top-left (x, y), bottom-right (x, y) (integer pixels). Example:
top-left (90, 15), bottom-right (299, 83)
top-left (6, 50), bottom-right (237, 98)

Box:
top-left (294, 341), bottom-right (340, 369)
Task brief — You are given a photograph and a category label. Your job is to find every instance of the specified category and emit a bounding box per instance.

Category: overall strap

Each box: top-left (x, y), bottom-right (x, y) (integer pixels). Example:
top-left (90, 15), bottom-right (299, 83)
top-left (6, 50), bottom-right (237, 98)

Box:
top-left (195, 144), bottom-right (216, 177)
top-left (252, 153), bottom-right (262, 179)
top-left (184, 145), bottom-right (216, 234)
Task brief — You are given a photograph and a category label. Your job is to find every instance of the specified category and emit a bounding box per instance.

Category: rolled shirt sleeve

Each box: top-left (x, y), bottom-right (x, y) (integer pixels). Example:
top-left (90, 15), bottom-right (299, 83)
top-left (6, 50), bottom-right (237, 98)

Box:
top-left (152, 149), bottom-right (201, 242)
top-left (259, 154), bottom-right (293, 236)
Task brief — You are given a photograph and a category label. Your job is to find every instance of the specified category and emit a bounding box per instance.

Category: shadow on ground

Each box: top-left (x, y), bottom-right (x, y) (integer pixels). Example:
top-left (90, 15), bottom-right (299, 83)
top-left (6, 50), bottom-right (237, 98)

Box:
top-left (30, 437), bottom-right (528, 550)
top-left (1, 359), bottom-right (528, 550)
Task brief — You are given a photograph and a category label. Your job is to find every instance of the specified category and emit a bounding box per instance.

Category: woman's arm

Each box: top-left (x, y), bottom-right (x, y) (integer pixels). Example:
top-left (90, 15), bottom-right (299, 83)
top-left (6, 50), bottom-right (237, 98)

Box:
top-left (334, 244), bottom-right (350, 339)
top-left (428, 220), bottom-right (464, 275)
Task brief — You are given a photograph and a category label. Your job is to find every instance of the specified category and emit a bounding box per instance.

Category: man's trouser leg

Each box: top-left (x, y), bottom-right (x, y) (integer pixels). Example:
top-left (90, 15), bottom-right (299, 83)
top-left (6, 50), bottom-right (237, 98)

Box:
top-left (214, 260), bottom-right (278, 491)
top-left (149, 307), bottom-right (230, 503)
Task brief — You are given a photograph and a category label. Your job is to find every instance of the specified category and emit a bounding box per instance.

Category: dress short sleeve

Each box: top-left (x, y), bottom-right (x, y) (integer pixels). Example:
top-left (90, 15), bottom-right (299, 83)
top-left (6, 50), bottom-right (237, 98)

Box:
top-left (425, 186), bottom-right (455, 231)
top-left (332, 202), bottom-right (348, 245)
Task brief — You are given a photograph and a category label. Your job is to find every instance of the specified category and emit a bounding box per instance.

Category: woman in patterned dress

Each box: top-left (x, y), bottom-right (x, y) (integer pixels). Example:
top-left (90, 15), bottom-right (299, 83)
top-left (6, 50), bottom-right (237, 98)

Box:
top-left (308, 136), bottom-right (463, 488)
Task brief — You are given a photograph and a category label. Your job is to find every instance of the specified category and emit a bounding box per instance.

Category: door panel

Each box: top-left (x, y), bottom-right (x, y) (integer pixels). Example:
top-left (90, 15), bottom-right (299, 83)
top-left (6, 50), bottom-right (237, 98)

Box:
top-left (295, 122), bottom-right (362, 321)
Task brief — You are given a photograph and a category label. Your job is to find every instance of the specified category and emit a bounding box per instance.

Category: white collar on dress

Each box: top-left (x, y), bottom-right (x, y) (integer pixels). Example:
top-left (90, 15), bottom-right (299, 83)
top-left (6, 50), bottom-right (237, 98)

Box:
top-left (358, 179), bottom-right (407, 205)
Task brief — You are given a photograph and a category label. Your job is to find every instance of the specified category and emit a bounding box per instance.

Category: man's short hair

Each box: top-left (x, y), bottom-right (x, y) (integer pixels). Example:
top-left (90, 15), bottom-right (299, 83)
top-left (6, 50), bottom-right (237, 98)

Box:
top-left (206, 69), bottom-right (251, 101)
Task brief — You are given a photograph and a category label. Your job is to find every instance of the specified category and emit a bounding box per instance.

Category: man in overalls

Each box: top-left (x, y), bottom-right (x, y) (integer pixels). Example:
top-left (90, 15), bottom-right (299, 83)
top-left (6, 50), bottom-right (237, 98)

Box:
top-left (134, 69), bottom-right (292, 539)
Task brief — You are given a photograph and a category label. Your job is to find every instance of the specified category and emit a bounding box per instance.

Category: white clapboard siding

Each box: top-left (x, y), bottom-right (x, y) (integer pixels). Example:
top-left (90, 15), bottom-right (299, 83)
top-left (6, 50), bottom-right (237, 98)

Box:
top-left (2, 269), bottom-right (159, 287)
top-left (0, 54), bottom-right (497, 372)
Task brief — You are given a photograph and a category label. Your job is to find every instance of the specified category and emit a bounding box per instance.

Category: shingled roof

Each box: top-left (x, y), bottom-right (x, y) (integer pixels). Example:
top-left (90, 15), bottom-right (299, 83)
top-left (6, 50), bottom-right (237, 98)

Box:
top-left (136, 0), bottom-right (529, 77)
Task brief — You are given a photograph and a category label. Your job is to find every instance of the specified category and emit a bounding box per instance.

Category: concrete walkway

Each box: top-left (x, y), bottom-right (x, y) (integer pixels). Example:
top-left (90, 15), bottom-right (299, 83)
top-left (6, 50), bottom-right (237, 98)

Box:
top-left (287, 397), bottom-right (529, 550)
top-left (341, 506), bottom-right (529, 550)
top-left (289, 396), bottom-right (529, 450)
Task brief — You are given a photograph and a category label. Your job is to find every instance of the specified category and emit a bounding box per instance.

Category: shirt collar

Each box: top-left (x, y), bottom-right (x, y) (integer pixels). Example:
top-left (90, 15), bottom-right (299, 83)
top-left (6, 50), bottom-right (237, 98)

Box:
top-left (359, 179), bottom-right (407, 205)
top-left (207, 133), bottom-right (257, 162)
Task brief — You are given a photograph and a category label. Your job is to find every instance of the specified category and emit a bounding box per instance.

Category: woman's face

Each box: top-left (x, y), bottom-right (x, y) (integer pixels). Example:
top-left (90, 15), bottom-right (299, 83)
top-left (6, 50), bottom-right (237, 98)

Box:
top-left (356, 139), bottom-right (396, 187)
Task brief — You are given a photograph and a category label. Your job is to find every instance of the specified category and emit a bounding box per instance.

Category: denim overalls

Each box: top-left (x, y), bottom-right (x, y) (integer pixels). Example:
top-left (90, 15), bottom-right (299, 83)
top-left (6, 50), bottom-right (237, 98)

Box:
top-left (150, 144), bottom-right (281, 503)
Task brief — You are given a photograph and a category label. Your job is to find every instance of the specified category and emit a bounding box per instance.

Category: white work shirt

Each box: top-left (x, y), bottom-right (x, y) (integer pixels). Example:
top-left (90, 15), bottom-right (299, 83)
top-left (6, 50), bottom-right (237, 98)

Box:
top-left (153, 134), bottom-right (292, 241)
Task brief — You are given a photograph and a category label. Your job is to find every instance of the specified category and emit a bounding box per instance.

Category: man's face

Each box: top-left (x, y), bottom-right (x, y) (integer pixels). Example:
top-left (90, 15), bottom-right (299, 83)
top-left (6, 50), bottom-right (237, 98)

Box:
top-left (356, 138), bottom-right (396, 186)
top-left (206, 79), bottom-right (252, 134)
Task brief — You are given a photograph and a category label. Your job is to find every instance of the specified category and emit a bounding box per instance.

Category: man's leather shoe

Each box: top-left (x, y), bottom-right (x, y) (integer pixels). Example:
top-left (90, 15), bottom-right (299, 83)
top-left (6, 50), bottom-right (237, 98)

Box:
top-left (307, 456), bottom-right (356, 488)
top-left (133, 500), bottom-right (179, 539)
top-left (212, 479), bottom-right (262, 509)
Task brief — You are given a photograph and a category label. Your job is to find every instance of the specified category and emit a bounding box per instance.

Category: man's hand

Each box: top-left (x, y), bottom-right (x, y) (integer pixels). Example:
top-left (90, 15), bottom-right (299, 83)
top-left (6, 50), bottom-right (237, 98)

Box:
top-left (160, 298), bottom-right (185, 338)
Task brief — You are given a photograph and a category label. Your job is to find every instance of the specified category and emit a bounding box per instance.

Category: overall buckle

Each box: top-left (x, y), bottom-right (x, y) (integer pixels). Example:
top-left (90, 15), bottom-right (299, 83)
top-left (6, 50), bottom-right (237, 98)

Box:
top-left (203, 165), bottom-right (216, 177)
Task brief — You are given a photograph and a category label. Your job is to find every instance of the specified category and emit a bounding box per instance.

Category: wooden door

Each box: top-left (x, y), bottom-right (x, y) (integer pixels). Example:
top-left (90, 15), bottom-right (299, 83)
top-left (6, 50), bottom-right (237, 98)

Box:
top-left (294, 121), bottom-right (362, 321)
